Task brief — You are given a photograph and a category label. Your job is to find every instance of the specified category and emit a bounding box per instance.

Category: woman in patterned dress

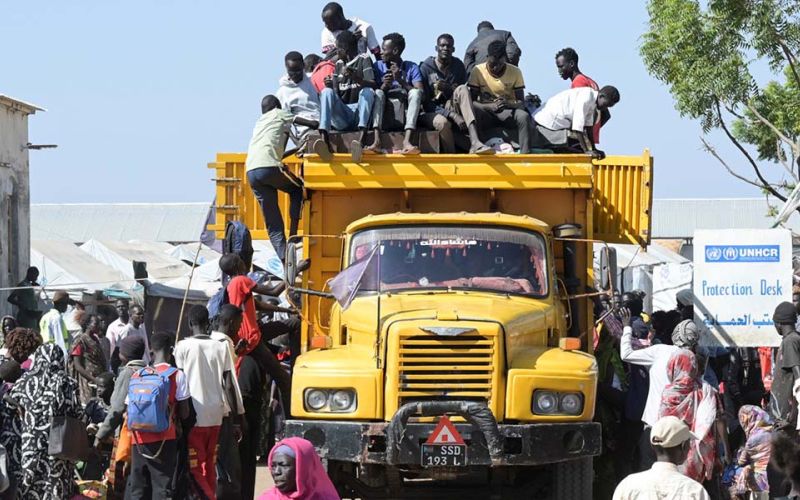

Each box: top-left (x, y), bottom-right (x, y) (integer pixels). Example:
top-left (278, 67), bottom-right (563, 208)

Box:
top-left (8, 343), bottom-right (83, 499)
top-left (659, 348), bottom-right (730, 483)
top-left (68, 313), bottom-right (108, 405)
top-left (0, 327), bottom-right (41, 499)
top-left (729, 405), bottom-right (772, 498)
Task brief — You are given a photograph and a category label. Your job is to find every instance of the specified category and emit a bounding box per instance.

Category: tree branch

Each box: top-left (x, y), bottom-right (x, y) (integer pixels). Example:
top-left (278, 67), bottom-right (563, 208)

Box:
top-left (715, 100), bottom-right (788, 202)
top-left (779, 41), bottom-right (800, 90)
top-left (776, 139), bottom-right (797, 180)
top-left (746, 101), bottom-right (800, 158)
top-left (700, 136), bottom-right (763, 188)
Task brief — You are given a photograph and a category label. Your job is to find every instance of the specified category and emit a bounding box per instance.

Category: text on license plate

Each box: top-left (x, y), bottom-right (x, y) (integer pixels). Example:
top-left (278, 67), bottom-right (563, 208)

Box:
top-left (421, 443), bottom-right (468, 467)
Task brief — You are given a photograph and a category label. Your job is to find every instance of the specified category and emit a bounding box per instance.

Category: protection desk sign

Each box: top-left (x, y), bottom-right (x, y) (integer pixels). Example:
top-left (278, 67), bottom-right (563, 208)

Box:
top-left (694, 229), bottom-right (791, 347)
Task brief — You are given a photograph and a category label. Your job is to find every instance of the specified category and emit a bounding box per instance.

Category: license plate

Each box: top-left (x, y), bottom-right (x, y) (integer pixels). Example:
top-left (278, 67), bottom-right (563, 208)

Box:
top-left (421, 443), bottom-right (468, 467)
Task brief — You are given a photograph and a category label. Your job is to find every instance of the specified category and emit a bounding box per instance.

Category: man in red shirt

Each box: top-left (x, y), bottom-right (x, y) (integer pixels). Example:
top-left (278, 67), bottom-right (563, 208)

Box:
top-left (555, 47), bottom-right (607, 143)
top-left (126, 332), bottom-right (190, 499)
top-left (219, 253), bottom-right (295, 414)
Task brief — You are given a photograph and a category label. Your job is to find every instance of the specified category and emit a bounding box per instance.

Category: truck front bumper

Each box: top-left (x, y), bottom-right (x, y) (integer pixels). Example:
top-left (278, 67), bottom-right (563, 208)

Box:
top-left (284, 419), bottom-right (601, 466)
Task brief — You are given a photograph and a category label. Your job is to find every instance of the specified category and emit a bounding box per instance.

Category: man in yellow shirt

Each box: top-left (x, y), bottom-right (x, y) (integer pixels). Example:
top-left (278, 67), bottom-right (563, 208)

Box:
top-left (468, 40), bottom-right (530, 153)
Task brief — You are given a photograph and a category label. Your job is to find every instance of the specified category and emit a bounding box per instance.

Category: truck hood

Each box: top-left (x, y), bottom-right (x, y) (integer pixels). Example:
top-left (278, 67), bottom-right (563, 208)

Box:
top-left (341, 291), bottom-right (555, 347)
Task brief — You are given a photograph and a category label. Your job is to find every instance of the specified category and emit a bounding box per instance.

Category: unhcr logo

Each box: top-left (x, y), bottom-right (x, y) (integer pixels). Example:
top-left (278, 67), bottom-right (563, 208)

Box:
top-left (704, 245), bottom-right (780, 263)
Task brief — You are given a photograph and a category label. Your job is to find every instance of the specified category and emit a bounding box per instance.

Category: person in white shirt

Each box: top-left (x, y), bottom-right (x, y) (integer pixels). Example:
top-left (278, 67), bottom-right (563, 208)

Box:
top-left (613, 415), bottom-right (710, 500)
top-left (620, 309), bottom-right (699, 471)
top-left (120, 305), bottom-right (151, 366)
top-left (533, 85), bottom-right (619, 158)
top-left (174, 305), bottom-right (240, 500)
top-left (39, 290), bottom-right (72, 356)
top-left (320, 2), bottom-right (380, 59)
top-left (106, 299), bottom-right (130, 371)
top-left (276, 51), bottom-right (321, 144)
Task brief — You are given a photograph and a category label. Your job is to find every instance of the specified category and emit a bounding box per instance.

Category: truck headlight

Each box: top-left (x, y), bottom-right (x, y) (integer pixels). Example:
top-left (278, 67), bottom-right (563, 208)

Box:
top-left (560, 393), bottom-right (584, 415)
top-left (330, 390), bottom-right (357, 412)
top-left (532, 390), bottom-right (558, 414)
top-left (532, 390), bottom-right (584, 416)
top-left (305, 389), bottom-right (329, 411)
top-left (303, 388), bottom-right (358, 413)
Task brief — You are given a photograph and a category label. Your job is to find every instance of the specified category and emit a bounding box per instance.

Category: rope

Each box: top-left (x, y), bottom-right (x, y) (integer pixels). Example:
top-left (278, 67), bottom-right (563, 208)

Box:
top-left (0, 276), bottom-right (186, 292)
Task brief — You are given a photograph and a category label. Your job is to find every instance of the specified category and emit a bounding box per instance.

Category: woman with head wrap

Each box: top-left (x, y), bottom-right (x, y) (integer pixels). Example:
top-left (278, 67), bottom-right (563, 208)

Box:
top-left (8, 344), bottom-right (83, 499)
top-left (68, 313), bottom-right (109, 405)
top-left (0, 328), bottom-right (41, 498)
top-left (728, 405), bottom-right (772, 497)
top-left (0, 316), bottom-right (15, 348)
top-left (259, 437), bottom-right (339, 500)
top-left (659, 348), bottom-right (729, 483)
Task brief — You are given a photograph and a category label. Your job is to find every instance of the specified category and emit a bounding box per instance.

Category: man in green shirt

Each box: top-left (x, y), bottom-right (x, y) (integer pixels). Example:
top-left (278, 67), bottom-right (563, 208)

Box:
top-left (7, 267), bottom-right (41, 329)
top-left (245, 95), bottom-right (319, 261)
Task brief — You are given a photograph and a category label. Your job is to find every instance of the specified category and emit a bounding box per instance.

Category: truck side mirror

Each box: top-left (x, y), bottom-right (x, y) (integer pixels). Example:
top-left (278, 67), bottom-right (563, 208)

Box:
top-left (285, 241), bottom-right (298, 285)
top-left (599, 246), bottom-right (617, 291)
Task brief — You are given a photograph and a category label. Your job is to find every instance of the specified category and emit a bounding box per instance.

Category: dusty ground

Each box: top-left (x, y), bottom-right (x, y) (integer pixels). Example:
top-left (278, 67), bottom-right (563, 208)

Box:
top-left (253, 464), bottom-right (273, 498)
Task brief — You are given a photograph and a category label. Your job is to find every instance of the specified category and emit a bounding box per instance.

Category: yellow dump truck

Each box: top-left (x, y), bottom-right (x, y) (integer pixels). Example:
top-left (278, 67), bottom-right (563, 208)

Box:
top-left (209, 151), bottom-right (652, 499)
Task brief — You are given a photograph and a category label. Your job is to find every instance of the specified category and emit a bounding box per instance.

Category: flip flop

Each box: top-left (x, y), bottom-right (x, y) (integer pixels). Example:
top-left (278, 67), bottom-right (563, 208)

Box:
top-left (401, 146), bottom-right (421, 155)
top-left (470, 144), bottom-right (494, 155)
top-left (350, 140), bottom-right (363, 163)
top-left (312, 140), bottom-right (332, 161)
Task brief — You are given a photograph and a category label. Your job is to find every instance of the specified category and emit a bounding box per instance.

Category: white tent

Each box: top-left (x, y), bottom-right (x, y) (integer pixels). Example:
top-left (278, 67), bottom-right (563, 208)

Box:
top-left (31, 240), bottom-right (129, 297)
top-left (167, 243), bottom-right (220, 266)
top-left (594, 243), bottom-right (691, 313)
top-left (80, 240), bottom-right (189, 282)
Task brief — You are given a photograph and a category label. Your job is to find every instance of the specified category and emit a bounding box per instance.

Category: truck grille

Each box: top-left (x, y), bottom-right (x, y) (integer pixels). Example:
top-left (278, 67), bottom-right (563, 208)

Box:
top-left (397, 331), bottom-right (497, 406)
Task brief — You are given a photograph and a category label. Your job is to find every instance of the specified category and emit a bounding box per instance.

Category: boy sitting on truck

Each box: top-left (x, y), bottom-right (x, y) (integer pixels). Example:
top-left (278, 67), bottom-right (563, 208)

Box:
top-left (368, 32), bottom-right (424, 154)
top-left (245, 94), bottom-right (319, 262)
top-left (418, 33), bottom-right (492, 154)
top-left (468, 40), bottom-right (531, 153)
top-left (317, 29), bottom-right (378, 162)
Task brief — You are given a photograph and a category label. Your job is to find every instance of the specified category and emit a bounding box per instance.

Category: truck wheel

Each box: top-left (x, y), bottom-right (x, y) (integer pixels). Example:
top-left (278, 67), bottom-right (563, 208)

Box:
top-left (553, 457), bottom-right (592, 500)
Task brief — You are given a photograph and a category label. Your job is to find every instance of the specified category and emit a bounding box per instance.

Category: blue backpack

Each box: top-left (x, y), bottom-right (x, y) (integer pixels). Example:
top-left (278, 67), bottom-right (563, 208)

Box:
top-left (127, 366), bottom-right (177, 434)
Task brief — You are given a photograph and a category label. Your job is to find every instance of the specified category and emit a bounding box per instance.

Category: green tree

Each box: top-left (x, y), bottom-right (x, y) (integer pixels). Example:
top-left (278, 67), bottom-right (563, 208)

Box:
top-left (641, 0), bottom-right (800, 210)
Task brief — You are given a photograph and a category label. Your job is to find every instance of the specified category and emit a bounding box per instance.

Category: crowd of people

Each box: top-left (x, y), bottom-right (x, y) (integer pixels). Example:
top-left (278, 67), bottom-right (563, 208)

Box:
top-left (595, 290), bottom-right (800, 500)
top-left (0, 260), bottom-right (323, 500)
top-left (245, 2), bottom-right (621, 260)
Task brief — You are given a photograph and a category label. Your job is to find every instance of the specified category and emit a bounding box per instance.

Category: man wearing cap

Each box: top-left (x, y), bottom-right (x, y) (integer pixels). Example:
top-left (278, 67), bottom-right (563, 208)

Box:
top-left (621, 309), bottom-right (699, 471)
top-left (769, 302), bottom-right (800, 429)
top-left (613, 415), bottom-right (710, 499)
top-left (39, 290), bottom-right (72, 355)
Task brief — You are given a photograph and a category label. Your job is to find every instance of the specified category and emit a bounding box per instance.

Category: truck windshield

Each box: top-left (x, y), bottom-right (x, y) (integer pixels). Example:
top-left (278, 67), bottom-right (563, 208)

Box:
top-left (349, 226), bottom-right (548, 297)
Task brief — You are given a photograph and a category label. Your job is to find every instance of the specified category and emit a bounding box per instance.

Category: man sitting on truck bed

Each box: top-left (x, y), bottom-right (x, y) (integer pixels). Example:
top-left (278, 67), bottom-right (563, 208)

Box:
top-left (276, 51), bottom-right (320, 145)
top-left (317, 29), bottom-right (378, 162)
top-left (320, 2), bottom-right (380, 60)
top-left (468, 40), bottom-right (531, 153)
top-left (368, 32), bottom-right (424, 155)
top-left (245, 95), bottom-right (319, 260)
top-left (418, 33), bottom-right (492, 154)
top-left (533, 85), bottom-right (620, 159)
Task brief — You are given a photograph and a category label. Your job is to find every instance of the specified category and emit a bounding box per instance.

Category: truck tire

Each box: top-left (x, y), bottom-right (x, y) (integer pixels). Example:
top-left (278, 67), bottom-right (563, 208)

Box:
top-left (553, 457), bottom-right (592, 500)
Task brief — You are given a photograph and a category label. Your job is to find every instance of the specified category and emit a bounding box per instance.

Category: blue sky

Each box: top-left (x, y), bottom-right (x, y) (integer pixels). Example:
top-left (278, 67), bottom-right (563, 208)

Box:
top-left (2, 1), bottom-right (777, 203)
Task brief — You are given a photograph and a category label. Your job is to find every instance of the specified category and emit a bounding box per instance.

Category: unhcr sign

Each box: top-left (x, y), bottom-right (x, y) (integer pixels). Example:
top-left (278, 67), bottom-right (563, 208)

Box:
top-left (704, 245), bottom-right (780, 263)
top-left (694, 229), bottom-right (791, 347)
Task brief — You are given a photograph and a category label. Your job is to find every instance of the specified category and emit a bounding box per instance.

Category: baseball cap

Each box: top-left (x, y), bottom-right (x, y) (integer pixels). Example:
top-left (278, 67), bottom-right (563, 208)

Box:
top-left (676, 289), bottom-right (694, 307)
top-left (650, 416), bottom-right (697, 448)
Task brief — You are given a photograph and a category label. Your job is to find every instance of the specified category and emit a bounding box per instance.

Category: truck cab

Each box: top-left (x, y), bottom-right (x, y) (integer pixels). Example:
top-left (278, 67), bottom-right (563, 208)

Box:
top-left (209, 150), bottom-right (653, 499)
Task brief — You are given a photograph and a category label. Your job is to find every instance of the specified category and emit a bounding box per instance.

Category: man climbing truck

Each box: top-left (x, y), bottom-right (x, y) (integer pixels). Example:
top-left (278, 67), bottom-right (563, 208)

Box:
top-left (208, 150), bottom-right (653, 499)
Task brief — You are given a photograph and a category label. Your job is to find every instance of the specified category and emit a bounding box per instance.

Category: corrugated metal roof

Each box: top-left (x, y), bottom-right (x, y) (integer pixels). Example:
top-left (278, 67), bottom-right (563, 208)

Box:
top-left (32, 203), bottom-right (212, 243)
top-left (652, 198), bottom-right (800, 239)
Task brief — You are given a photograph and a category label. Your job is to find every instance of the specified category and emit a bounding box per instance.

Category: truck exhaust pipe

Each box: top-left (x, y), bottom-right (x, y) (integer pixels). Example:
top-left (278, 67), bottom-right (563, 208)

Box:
top-left (553, 224), bottom-right (583, 343)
